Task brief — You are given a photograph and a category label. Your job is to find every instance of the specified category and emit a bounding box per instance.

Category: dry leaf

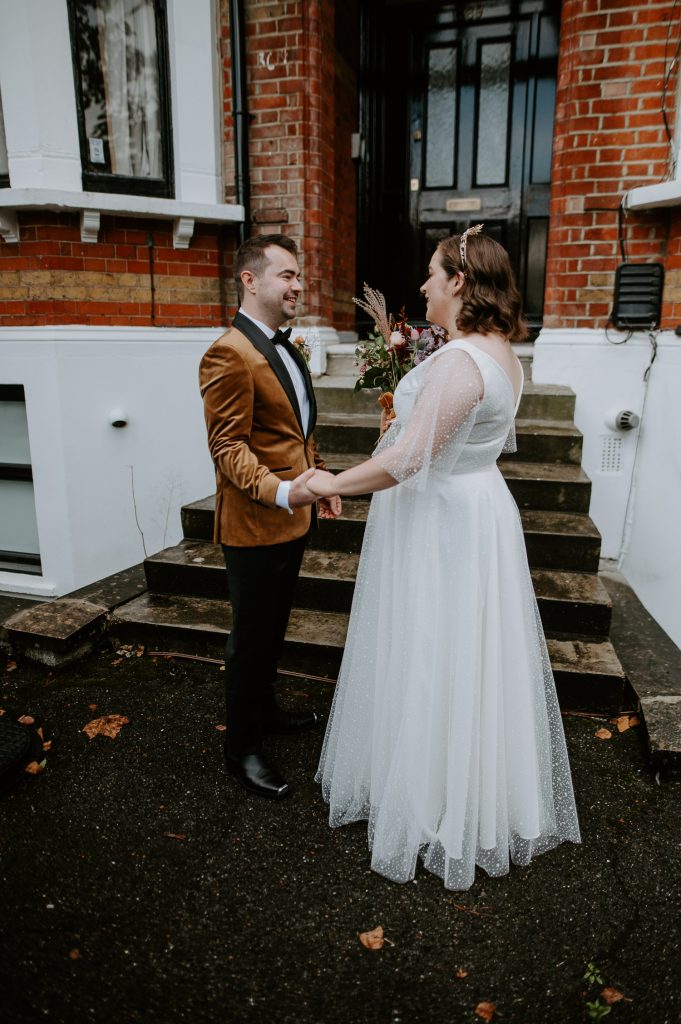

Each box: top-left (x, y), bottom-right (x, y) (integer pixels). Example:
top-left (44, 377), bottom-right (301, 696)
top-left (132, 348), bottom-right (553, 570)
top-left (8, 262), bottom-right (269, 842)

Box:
top-left (82, 714), bottom-right (130, 740)
top-left (88, 704), bottom-right (97, 711)
top-left (25, 760), bottom-right (46, 775)
top-left (165, 833), bottom-right (187, 841)
top-left (614, 715), bottom-right (632, 733)
top-left (69, 949), bottom-right (81, 960)
top-left (455, 968), bottom-right (469, 978)
top-left (111, 658), bottom-right (123, 667)
top-left (135, 645), bottom-right (145, 657)
top-left (42, 740), bottom-right (53, 752)
top-left (215, 724), bottom-right (227, 732)
top-left (358, 925), bottom-right (385, 950)
top-left (18, 714), bottom-right (34, 725)
top-left (37, 726), bottom-right (44, 739)
top-left (601, 987), bottom-right (624, 1005)
top-left (0, 709), bottom-right (5, 716)
top-left (628, 715), bottom-right (640, 728)
top-left (6, 661), bottom-right (17, 672)
top-left (594, 728), bottom-right (612, 741)
top-left (474, 1002), bottom-right (496, 1022)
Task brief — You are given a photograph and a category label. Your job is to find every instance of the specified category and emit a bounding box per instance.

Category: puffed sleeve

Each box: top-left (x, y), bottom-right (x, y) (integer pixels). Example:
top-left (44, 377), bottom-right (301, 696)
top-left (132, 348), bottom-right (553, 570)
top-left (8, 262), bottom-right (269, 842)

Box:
top-left (371, 347), bottom-right (484, 491)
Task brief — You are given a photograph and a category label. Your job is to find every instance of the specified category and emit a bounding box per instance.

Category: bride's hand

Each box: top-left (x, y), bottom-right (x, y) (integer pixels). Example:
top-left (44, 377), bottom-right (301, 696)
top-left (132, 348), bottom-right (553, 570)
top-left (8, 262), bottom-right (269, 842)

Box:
top-left (307, 469), bottom-right (339, 498)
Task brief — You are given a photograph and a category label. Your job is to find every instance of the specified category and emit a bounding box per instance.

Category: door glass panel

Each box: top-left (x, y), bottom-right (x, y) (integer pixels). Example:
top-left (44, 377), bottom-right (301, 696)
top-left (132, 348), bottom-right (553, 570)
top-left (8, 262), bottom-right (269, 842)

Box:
top-left (476, 40), bottom-right (511, 186)
top-left (425, 46), bottom-right (458, 188)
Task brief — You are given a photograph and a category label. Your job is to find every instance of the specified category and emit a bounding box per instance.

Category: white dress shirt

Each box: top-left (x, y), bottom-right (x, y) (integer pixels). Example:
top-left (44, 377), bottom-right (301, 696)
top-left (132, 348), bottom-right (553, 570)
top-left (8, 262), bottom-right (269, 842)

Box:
top-left (238, 308), bottom-right (310, 512)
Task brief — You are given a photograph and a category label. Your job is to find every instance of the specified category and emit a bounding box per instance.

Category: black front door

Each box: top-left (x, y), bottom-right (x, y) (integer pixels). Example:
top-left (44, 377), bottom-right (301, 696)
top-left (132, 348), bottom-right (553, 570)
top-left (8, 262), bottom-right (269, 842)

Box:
top-left (358, 0), bottom-right (560, 335)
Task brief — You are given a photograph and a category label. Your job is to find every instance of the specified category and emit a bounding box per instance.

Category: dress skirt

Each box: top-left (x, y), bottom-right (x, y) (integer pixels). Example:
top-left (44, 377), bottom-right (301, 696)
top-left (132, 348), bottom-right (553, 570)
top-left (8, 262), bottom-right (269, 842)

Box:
top-left (316, 464), bottom-right (581, 891)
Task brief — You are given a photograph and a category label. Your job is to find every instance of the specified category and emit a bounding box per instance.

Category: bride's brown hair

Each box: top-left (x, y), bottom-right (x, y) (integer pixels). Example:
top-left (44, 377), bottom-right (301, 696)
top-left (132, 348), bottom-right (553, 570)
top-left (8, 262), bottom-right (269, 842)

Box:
top-left (438, 233), bottom-right (529, 343)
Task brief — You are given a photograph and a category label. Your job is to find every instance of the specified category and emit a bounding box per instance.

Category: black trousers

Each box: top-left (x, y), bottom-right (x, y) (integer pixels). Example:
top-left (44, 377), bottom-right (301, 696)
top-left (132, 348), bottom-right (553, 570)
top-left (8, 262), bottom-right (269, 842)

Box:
top-left (221, 534), bottom-right (308, 757)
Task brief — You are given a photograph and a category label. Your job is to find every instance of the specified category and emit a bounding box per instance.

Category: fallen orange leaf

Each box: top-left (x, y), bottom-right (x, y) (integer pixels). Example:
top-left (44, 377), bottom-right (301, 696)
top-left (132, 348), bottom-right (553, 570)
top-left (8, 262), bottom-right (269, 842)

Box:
top-left (111, 658), bottom-right (123, 667)
top-left (455, 968), bottom-right (469, 978)
top-left (37, 726), bottom-right (44, 739)
top-left (215, 724), bottom-right (227, 732)
top-left (88, 704), bottom-right (97, 711)
top-left (594, 728), bottom-right (612, 741)
top-left (358, 925), bottom-right (385, 950)
top-left (165, 833), bottom-right (187, 841)
top-left (25, 760), bottom-right (46, 775)
top-left (6, 661), bottom-right (17, 672)
top-left (82, 715), bottom-right (129, 740)
top-left (628, 715), bottom-right (640, 728)
top-left (474, 1002), bottom-right (496, 1021)
top-left (601, 987), bottom-right (625, 1005)
top-left (42, 740), bottom-right (53, 752)
top-left (135, 646), bottom-right (145, 657)
top-left (69, 949), bottom-right (81, 960)
top-left (0, 709), bottom-right (5, 716)
top-left (18, 714), bottom-right (34, 725)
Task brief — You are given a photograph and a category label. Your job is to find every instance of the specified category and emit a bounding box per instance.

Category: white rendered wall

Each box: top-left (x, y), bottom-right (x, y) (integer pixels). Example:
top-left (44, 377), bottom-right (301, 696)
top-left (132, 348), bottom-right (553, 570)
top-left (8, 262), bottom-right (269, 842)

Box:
top-left (0, 327), bottom-right (222, 598)
top-left (534, 328), bottom-right (681, 648)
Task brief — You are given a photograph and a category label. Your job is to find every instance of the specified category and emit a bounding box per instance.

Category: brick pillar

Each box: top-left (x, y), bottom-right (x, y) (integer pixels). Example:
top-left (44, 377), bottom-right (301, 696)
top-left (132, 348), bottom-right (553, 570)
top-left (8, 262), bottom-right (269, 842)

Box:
top-left (229, 0), bottom-right (336, 329)
top-left (544, 0), bottom-right (677, 330)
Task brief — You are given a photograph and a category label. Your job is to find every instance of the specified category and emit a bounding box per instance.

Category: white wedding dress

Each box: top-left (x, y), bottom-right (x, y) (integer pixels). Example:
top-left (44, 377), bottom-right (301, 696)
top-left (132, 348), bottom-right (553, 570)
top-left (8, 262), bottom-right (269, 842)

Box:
top-left (316, 339), bottom-right (581, 891)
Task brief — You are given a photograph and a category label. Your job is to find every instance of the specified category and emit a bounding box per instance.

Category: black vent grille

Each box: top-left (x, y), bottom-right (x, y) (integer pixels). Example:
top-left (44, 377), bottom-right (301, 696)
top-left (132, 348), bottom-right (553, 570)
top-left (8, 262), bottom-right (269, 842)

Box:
top-left (612, 263), bottom-right (664, 329)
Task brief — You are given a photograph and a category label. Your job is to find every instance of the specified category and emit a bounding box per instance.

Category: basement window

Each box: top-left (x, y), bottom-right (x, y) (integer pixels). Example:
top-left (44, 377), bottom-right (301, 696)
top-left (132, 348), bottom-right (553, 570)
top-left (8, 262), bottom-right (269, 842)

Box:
top-left (0, 89), bottom-right (9, 188)
top-left (0, 386), bottom-right (41, 575)
top-left (67, 0), bottom-right (174, 198)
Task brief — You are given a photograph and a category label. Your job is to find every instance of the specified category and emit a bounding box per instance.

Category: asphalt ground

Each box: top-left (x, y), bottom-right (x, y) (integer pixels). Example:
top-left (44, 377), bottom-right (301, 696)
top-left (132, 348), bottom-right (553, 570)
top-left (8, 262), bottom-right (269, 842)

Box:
top-left (1, 646), bottom-right (680, 1024)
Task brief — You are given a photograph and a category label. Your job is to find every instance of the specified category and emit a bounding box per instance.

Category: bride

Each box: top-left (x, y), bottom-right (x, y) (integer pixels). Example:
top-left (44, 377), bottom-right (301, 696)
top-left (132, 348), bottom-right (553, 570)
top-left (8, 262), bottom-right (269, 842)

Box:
top-left (307, 227), bottom-right (581, 891)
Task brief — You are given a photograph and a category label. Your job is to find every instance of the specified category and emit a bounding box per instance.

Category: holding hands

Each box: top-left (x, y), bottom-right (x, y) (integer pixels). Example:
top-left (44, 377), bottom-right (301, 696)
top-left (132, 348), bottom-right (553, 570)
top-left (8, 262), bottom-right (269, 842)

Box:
top-left (288, 467), bottom-right (342, 518)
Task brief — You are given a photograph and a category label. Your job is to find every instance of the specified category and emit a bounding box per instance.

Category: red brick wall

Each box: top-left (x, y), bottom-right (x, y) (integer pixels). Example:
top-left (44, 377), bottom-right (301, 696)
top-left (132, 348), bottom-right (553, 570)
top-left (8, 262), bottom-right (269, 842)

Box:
top-left (238, 0), bottom-right (340, 325)
top-left (0, 214), bottom-right (232, 327)
top-left (545, 0), bottom-right (680, 329)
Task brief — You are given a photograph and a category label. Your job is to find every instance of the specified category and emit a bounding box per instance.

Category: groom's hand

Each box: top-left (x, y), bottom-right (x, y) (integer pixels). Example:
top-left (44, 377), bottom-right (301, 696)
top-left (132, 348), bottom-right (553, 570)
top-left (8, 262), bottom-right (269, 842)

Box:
top-left (289, 467), bottom-right (318, 508)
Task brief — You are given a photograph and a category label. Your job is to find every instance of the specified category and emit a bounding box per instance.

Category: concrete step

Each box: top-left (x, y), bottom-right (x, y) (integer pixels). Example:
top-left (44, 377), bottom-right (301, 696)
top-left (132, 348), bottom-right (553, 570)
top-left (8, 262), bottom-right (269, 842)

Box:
top-left (322, 454), bottom-right (592, 512)
top-left (314, 413), bottom-right (583, 464)
top-left (110, 592), bottom-right (625, 711)
top-left (314, 379), bottom-right (575, 422)
top-left (181, 496), bottom-right (601, 572)
top-left (324, 347), bottom-right (359, 377)
top-left (143, 540), bottom-right (612, 638)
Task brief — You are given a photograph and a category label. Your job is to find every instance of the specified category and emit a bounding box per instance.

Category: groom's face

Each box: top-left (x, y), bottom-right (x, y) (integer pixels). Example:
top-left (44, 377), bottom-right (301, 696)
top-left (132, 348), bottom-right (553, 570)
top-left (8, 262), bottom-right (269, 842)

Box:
top-left (247, 245), bottom-right (302, 328)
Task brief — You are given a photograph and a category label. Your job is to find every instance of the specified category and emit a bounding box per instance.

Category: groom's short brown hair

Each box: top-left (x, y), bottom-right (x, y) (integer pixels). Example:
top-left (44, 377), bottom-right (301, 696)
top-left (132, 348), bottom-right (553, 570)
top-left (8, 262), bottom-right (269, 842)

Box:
top-left (235, 234), bottom-right (299, 303)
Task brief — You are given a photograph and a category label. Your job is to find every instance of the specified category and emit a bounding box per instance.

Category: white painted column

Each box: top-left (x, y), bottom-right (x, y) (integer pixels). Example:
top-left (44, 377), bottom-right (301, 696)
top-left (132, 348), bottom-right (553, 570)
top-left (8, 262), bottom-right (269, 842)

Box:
top-left (0, 0), bottom-right (82, 191)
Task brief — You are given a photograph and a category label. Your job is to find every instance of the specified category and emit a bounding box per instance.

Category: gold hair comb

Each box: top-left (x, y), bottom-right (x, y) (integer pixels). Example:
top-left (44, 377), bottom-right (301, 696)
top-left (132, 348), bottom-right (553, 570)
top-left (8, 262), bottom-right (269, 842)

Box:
top-left (459, 224), bottom-right (484, 268)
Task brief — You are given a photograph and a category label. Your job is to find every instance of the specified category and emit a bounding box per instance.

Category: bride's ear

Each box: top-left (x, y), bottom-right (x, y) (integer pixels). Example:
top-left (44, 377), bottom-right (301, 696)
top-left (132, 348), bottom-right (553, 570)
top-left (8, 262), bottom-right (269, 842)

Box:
top-left (451, 271), bottom-right (465, 296)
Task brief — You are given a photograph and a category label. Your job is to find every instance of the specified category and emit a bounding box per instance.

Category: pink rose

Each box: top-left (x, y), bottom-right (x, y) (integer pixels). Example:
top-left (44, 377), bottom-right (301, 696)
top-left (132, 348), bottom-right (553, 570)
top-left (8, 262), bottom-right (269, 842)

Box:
top-left (388, 330), bottom-right (404, 349)
top-left (410, 327), bottom-right (420, 341)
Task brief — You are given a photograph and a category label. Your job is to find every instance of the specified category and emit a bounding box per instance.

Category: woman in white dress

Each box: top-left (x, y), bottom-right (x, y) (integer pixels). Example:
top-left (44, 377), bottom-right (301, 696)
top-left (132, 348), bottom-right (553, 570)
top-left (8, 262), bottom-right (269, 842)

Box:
top-left (307, 228), bottom-right (581, 891)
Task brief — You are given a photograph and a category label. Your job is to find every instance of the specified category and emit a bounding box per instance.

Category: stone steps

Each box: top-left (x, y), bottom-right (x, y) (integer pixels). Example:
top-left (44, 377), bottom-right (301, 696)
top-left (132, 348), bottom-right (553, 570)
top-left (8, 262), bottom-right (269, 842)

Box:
top-left (323, 453), bottom-right (592, 512)
top-left (143, 539), bottom-right (612, 637)
top-left (314, 379), bottom-right (576, 422)
top-left (110, 590), bottom-right (626, 712)
top-left (314, 412), bottom-right (583, 464)
top-left (181, 495), bottom-right (601, 573)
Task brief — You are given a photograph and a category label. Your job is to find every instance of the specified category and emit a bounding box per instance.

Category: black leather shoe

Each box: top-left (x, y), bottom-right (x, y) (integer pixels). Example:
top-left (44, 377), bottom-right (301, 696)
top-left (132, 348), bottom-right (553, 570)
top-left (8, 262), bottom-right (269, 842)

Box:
top-left (263, 708), bottom-right (321, 735)
top-left (224, 751), bottom-right (291, 799)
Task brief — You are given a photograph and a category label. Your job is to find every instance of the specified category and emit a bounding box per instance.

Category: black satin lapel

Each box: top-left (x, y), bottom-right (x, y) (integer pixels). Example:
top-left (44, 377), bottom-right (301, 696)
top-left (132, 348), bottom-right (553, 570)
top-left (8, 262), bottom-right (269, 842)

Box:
top-left (232, 312), bottom-right (305, 436)
top-left (285, 339), bottom-right (318, 438)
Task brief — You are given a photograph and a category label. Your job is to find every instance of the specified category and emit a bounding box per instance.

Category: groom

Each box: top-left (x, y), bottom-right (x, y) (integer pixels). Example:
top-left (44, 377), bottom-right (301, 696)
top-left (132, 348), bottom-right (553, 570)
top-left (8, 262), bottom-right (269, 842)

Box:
top-left (199, 234), bottom-right (340, 799)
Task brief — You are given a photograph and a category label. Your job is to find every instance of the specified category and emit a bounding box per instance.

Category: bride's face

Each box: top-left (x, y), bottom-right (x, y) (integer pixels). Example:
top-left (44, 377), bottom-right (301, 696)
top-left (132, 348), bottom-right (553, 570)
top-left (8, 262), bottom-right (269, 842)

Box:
top-left (420, 248), bottom-right (463, 328)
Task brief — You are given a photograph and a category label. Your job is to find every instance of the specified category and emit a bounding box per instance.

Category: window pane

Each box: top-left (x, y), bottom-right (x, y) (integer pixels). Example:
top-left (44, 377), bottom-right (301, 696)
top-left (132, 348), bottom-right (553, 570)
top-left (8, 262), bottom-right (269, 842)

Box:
top-left (476, 41), bottom-right (511, 186)
top-left (72, 0), bottom-right (165, 180)
top-left (0, 401), bottom-right (32, 464)
top-left (425, 47), bottom-right (457, 188)
top-left (0, 480), bottom-right (40, 557)
top-left (0, 89), bottom-right (9, 179)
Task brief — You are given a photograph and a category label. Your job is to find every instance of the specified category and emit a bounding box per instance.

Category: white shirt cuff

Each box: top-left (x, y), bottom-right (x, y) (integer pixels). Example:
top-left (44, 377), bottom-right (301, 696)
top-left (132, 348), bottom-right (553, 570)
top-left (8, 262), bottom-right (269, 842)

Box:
top-left (275, 480), bottom-right (293, 514)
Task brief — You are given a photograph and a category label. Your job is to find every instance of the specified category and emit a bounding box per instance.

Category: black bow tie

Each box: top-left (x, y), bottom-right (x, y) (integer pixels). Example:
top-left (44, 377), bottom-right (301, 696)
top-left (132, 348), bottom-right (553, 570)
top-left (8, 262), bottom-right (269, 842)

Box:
top-left (273, 327), bottom-right (293, 346)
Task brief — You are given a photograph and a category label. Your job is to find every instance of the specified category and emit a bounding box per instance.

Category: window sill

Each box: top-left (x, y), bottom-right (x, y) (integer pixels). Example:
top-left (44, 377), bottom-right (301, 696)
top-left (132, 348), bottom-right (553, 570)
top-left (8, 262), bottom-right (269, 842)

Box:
top-left (0, 188), bottom-right (245, 248)
top-left (623, 180), bottom-right (681, 212)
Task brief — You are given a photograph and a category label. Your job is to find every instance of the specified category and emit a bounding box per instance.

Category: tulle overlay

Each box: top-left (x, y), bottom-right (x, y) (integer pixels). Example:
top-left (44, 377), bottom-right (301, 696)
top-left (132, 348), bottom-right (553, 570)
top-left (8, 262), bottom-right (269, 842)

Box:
top-left (315, 341), bottom-right (580, 890)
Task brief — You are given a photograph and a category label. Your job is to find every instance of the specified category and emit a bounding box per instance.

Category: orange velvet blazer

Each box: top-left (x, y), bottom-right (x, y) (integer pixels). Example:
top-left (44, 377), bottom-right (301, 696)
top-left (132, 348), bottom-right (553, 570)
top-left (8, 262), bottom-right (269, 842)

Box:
top-left (199, 312), bottom-right (326, 547)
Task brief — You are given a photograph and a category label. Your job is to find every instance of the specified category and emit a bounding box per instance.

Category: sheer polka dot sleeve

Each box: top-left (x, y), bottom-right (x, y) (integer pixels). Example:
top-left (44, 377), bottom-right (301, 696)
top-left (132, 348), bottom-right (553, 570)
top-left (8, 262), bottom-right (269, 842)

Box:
top-left (371, 347), bottom-right (484, 491)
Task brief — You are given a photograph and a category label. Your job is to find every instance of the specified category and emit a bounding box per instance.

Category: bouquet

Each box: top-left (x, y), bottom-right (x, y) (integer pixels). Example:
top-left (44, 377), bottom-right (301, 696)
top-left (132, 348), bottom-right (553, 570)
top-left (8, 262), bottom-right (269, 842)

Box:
top-left (352, 284), bottom-right (448, 420)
